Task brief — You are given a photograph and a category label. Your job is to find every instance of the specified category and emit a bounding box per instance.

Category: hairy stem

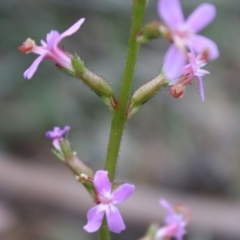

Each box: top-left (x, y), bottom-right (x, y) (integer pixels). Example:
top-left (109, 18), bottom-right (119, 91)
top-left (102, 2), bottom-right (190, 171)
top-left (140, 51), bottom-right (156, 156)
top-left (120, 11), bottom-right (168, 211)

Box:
top-left (98, 1), bottom-right (146, 239)
top-left (104, 1), bottom-right (146, 181)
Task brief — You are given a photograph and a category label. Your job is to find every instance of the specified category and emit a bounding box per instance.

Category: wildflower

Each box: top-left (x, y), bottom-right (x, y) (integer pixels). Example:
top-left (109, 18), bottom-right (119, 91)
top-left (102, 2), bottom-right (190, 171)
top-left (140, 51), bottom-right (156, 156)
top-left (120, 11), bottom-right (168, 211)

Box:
top-left (158, 0), bottom-right (219, 79)
top-left (155, 199), bottom-right (189, 240)
top-left (168, 49), bottom-right (209, 100)
top-left (45, 126), bottom-right (70, 151)
top-left (19, 18), bottom-right (85, 79)
top-left (84, 170), bottom-right (135, 233)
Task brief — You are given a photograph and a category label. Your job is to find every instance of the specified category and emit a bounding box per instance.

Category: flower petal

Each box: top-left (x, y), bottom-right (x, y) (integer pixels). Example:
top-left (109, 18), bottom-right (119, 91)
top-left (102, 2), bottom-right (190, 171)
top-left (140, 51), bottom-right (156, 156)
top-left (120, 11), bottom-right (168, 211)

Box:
top-left (46, 30), bottom-right (61, 50)
top-left (23, 54), bottom-right (46, 79)
top-left (83, 205), bottom-right (105, 233)
top-left (197, 76), bottom-right (204, 101)
top-left (45, 126), bottom-right (70, 138)
top-left (158, 0), bottom-right (184, 29)
top-left (189, 35), bottom-right (219, 60)
top-left (56, 18), bottom-right (85, 45)
top-left (159, 199), bottom-right (175, 216)
top-left (186, 4), bottom-right (216, 33)
top-left (112, 184), bottom-right (135, 204)
top-left (94, 170), bottom-right (111, 195)
top-left (163, 45), bottom-right (185, 80)
top-left (53, 139), bottom-right (61, 151)
top-left (106, 205), bottom-right (125, 233)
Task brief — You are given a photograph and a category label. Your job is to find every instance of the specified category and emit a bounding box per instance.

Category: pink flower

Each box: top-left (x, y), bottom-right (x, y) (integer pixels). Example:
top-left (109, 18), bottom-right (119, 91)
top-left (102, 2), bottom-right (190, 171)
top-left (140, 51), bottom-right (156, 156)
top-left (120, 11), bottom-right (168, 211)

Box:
top-left (158, 0), bottom-right (219, 79)
top-left (169, 49), bottom-right (209, 100)
top-left (155, 199), bottom-right (188, 240)
top-left (19, 18), bottom-right (85, 79)
top-left (46, 126), bottom-right (70, 150)
top-left (84, 170), bottom-right (135, 233)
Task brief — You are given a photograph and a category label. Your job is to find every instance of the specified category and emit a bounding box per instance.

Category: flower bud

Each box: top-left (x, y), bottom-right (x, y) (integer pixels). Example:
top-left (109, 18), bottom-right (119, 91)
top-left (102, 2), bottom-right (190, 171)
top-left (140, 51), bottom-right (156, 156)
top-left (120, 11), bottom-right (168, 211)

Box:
top-left (137, 21), bottom-right (171, 44)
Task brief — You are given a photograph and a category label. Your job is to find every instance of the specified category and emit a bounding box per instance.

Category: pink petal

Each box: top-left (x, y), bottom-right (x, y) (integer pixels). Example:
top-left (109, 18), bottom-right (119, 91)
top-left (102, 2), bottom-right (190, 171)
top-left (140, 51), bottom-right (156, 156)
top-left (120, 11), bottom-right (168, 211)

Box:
top-left (197, 76), bottom-right (204, 101)
top-left (156, 224), bottom-right (178, 239)
top-left (53, 139), bottom-right (61, 151)
top-left (83, 205), bottom-right (105, 233)
top-left (189, 34), bottom-right (219, 60)
top-left (106, 205), bottom-right (125, 233)
top-left (112, 184), bottom-right (135, 204)
top-left (158, 0), bottom-right (184, 29)
top-left (94, 170), bottom-right (111, 195)
top-left (23, 54), bottom-right (46, 79)
top-left (45, 126), bottom-right (70, 138)
top-left (160, 199), bottom-right (175, 216)
top-left (163, 45), bottom-right (185, 80)
top-left (56, 18), bottom-right (85, 45)
top-left (186, 4), bottom-right (216, 33)
top-left (46, 30), bottom-right (61, 50)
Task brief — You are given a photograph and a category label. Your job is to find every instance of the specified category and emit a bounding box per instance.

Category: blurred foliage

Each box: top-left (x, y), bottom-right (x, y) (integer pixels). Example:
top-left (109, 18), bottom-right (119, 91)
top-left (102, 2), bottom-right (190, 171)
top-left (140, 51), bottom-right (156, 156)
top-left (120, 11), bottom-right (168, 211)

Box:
top-left (1, 0), bottom-right (240, 239)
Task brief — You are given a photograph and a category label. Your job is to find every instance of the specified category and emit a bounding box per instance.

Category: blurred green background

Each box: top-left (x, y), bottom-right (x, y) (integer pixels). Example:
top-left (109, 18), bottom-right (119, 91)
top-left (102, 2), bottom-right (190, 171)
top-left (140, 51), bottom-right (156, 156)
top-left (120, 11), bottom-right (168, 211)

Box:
top-left (0, 0), bottom-right (240, 239)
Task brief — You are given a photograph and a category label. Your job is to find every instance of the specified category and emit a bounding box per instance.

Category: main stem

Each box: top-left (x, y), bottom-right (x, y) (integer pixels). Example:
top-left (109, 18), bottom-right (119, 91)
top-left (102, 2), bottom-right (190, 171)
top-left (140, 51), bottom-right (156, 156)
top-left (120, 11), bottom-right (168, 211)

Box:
top-left (105, 1), bottom-right (146, 181)
top-left (98, 1), bottom-right (146, 239)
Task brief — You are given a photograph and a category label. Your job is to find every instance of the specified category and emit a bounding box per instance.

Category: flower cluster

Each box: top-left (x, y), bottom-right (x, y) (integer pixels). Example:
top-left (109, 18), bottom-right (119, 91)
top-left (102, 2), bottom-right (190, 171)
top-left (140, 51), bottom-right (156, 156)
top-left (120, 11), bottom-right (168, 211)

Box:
top-left (168, 50), bottom-right (209, 100)
top-left (154, 199), bottom-right (190, 240)
top-left (158, 0), bottom-right (219, 100)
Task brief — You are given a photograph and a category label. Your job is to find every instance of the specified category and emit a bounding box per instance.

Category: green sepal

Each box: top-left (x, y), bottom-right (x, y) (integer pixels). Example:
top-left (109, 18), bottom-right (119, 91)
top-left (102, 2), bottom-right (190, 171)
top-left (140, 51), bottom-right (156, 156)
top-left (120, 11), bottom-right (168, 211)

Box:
top-left (51, 149), bottom-right (65, 162)
top-left (56, 64), bottom-right (76, 78)
top-left (59, 140), bottom-right (73, 161)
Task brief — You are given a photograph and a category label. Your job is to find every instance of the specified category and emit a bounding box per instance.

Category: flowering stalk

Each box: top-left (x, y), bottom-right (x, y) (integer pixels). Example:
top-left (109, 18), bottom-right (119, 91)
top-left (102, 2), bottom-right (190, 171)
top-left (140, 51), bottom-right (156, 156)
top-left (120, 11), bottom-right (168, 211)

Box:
top-left (99, 0), bottom-right (147, 239)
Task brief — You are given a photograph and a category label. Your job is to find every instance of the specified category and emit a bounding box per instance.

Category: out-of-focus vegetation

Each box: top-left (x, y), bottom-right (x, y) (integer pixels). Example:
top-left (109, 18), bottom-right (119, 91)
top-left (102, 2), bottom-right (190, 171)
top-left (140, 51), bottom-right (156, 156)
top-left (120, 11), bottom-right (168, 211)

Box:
top-left (0, 0), bottom-right (240, 239)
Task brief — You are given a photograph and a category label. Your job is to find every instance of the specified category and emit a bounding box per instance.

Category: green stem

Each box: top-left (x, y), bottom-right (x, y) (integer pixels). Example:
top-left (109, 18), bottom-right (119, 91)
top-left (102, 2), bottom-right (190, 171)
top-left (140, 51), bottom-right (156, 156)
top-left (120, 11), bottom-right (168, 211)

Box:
top-left (98, 1), bottom-right (146, 239)
top-left (98, 217), bottom-right (110, 240)
top-left (104, 1), bottom-right (146, 181)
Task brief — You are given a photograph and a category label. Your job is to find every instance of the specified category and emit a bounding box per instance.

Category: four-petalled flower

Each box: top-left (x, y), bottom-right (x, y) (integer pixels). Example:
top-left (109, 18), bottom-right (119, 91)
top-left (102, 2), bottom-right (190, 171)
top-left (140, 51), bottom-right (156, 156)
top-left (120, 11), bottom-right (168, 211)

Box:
top-left (46, 126), bottom-right (70, 151)
top-left (84, 170), bottom-right (135, 233)
top-left (155, 199), bottom-right (188, 240)
top-left (158, 0), bottom-right (219, 79)
top-left (19, 18), bottom-right (85, 79)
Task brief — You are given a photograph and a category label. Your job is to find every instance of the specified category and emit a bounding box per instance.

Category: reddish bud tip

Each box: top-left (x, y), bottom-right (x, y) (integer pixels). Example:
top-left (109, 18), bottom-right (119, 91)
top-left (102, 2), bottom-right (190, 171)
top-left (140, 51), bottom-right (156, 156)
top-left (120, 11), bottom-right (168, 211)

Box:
top-left (18, 38), bottom-right (35, 54)
top-left (169, 84), bottom-right (185, 98)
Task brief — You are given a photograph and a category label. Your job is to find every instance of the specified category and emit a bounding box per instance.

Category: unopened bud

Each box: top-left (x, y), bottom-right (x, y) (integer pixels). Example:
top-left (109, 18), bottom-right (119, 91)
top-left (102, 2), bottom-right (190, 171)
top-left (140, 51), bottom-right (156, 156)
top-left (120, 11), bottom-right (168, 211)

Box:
top-left (169, 84), bottom-right (185, 98)
top-left (18, 38), bottom-right (36, 54)
top-left (76, 173), bottom-right (89, 183)
top-left (137, 21), bottom-right (171, 44)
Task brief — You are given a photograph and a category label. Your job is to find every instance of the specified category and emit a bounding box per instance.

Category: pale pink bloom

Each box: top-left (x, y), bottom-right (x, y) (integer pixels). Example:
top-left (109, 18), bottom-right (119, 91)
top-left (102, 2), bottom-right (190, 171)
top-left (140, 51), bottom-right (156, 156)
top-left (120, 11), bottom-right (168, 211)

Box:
top-left (169, 50), bottom-right (209, 101)
top-left (19, 18), bottom-right (85, 79)
top-left (158, 0), bottom-right (219, 79)
top-left (84, 170), bottom-right (135, 233)
top-left (46, 126), bottom-right (70, 150)
top-left (155, 199), bottom-right (187, 240)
